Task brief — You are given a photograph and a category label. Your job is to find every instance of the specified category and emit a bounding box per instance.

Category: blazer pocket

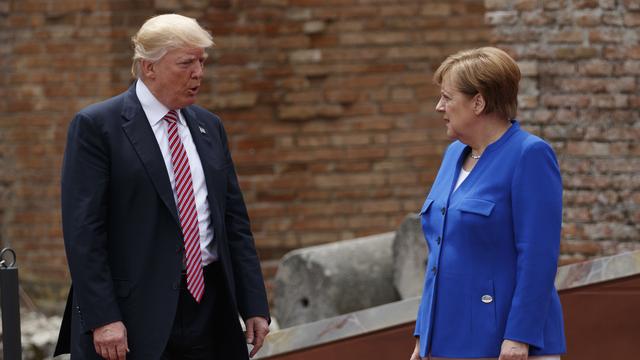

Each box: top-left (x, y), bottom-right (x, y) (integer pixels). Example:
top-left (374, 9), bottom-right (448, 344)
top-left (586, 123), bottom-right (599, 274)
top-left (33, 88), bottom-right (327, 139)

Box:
top-left (458, 198), bottom-right (495, 216)
top-left (113, 279), bottom-right (131, 298)
top-left (419, 198), bottom-right (434, 215)
top-left (472, 279), bottom-right (497, 336)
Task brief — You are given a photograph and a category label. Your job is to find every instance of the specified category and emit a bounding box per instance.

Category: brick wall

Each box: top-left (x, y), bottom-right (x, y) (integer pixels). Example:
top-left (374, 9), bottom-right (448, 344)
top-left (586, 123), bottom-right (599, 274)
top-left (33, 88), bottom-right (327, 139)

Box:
top-left (1, 0), bottom-right (637, 310)
top-left (1, 0), bottom-right (491, 309)
top-left (0, 0), bottom-right (153, 308)
top-left (486, 0), bottom-right (640, 264)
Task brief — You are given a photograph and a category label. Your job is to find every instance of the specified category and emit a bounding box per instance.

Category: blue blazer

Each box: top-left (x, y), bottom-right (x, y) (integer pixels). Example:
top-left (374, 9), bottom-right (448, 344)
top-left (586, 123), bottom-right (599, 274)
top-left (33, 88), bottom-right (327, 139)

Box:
top-left (414, 121), bottom-right (566, 358)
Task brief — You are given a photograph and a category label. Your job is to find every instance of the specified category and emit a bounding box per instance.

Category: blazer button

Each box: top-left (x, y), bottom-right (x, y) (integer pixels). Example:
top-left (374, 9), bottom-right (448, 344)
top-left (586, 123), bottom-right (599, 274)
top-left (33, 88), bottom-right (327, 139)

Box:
top-left (481, 295), bottom-right (493, 304)
top-left (431, 266), bottom-right (437, 275)
top-left (440, 207), bottom-right (446, 215)
top-left (436, 236), bottom-right (441, 245)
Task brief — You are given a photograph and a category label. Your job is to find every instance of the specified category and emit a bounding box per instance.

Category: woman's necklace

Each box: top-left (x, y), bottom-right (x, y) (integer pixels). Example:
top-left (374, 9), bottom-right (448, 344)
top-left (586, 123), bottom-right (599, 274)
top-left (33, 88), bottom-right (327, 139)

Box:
top-left (470, 152), bottom-right (481, 160)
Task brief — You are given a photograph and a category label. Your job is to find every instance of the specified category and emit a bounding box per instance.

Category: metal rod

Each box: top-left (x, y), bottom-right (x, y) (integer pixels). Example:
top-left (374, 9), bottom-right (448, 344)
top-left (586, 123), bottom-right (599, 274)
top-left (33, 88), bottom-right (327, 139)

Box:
top-left (1, 248), bottom-right (22, 359)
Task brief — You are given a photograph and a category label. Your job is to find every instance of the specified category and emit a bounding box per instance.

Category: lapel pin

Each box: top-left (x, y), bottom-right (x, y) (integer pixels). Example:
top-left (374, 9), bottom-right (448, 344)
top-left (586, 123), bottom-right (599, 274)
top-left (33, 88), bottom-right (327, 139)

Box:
top-left (198, 126), bottom-right (207, 134)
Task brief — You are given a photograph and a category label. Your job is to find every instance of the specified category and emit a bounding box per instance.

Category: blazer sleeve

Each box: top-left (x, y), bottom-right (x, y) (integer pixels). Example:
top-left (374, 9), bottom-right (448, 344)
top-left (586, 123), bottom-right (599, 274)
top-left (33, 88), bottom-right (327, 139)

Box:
top-left (504, 141), bottom-right (562, 349)
top-left (217, 120), bottom-right (270, 322)
top-left (61, 112), bottom-right (122, 331)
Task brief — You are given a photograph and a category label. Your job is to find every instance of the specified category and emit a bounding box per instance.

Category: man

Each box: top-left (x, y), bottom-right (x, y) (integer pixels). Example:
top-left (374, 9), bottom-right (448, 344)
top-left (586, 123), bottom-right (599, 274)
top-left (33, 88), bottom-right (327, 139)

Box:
top-left (55, 14), bottom-right (270, 360)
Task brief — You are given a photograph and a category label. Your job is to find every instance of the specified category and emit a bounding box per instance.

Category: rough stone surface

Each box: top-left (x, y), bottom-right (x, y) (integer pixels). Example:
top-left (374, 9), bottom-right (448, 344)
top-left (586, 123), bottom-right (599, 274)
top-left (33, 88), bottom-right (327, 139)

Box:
top-left (0, 311), bottom-right (63, 360)
top-left (392, 214), bottom-right (428, 299)
top-left (273, 233), bottom-right (399, 328)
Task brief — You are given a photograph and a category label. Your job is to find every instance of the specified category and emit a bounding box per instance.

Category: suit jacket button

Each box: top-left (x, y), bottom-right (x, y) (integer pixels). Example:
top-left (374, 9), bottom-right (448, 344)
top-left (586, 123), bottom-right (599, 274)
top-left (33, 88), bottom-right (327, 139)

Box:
top-left (436, 236), bottom-right (441, 245)
top-left (481, 295), bottom-right (493, 304)
top-left (431, 266), bottom-right (437, 274)
top-left (440, 207), bottom-right (446, 215)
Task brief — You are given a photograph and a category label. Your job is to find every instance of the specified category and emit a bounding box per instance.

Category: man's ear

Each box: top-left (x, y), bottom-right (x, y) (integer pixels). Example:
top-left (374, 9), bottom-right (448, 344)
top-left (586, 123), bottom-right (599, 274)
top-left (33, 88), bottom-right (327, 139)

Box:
top-left (473, 93), bottom-right (486, 115)
top-left (140, 59), bottom-right (155, 80)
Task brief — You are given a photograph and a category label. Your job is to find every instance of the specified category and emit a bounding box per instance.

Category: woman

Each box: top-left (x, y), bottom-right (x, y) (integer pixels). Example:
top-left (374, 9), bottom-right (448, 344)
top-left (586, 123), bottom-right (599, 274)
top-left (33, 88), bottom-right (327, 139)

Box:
top-left (410, 47), bottom-right (566, 360)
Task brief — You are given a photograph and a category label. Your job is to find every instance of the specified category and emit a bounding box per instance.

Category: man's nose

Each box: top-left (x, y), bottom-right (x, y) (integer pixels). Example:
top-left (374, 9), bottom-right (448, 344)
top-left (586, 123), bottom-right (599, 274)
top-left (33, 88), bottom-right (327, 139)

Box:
top-left (192, 63), bottom-right (204, 78)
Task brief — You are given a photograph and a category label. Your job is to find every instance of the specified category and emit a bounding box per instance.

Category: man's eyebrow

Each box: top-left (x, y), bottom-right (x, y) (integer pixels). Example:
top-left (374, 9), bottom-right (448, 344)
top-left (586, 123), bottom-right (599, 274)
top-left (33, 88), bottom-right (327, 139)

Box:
top-left (177, 53), bottom-right (208, 61)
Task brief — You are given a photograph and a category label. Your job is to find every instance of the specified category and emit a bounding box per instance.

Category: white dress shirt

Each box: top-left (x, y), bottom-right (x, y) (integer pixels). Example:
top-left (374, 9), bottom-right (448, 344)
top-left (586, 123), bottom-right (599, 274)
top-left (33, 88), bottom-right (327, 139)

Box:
top-left (136, 79), bottom-right (217, 265)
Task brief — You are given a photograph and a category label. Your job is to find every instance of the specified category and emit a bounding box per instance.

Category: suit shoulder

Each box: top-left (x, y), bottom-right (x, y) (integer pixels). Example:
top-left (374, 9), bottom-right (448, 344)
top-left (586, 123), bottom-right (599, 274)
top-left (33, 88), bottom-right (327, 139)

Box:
top-left (510, 128), bottom-right (559, 170)
top-left (76, 92), bottom-right (127, 119)
top-left (516, 129), bottom-right (555, 155)
top-left (187, 104), bottom-right (223, 125)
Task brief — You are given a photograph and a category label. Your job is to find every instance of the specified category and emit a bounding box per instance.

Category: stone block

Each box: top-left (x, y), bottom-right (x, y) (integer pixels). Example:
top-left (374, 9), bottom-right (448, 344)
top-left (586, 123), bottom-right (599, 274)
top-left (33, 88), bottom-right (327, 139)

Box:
top-left (273, 232), bottom-right (398, 328)
top-left (392, 214), bottom-right (428, 299)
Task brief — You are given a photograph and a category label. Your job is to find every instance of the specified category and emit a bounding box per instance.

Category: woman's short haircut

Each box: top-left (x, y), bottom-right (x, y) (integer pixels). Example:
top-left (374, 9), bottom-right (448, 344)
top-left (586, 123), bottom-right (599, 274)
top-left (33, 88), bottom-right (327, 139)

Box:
top-left (131, 14), bottom-right (214, 78)
top-left (434, 47), bottom-right (521, 121)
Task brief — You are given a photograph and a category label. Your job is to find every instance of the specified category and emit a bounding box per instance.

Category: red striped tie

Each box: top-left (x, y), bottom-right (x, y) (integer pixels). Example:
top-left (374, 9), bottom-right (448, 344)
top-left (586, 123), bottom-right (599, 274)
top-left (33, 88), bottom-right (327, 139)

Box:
top-left (164, 110), bottom-right (205, 302)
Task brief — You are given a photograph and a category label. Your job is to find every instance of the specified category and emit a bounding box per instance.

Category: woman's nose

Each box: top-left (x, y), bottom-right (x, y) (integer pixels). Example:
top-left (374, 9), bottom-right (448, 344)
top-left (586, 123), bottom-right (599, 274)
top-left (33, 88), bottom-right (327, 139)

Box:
top-left (435, 97), bottom-right (445, 112)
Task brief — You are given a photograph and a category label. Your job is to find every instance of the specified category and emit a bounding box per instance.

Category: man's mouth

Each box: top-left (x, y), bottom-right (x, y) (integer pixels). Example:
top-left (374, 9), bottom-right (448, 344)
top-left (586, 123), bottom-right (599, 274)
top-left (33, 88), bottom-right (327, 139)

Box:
top-left (188, 85), bottom-right (200, 95)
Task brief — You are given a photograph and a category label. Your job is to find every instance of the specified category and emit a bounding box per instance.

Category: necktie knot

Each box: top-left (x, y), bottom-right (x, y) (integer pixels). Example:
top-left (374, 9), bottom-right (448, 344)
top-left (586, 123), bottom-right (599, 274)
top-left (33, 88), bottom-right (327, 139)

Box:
top-left (164, 110), bottom-right (179, 124)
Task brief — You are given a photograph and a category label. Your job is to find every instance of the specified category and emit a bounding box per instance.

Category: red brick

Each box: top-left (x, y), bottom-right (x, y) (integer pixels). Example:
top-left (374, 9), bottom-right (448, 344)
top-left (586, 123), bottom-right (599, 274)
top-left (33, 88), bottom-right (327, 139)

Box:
top-left (624, 12), bottom-right (640, 26)
top-left (421, 3), bottom-right (452, 17)
top-left (624, 0), bottom-right (640, 10)
top-left (543, 0), bottom-right (568, 10)
top-left (547, 30), bottom-right (584, 43)
top-left (554, 46), bottom-right (599, 60)
top-left (589, 29), bottom-right (624, 43)
top-left (523, 10), bottom-right (556, 25)
top-left (485, 11), bottom-right (519, 25)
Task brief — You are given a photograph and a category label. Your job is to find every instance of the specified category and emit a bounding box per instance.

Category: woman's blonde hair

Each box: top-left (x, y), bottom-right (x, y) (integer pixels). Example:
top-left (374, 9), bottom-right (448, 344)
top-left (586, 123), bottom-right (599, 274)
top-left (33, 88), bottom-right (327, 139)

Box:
top-left (131, 14), bottom-right (214, 78)
top-left (434, 47), bottom-right (521, 120)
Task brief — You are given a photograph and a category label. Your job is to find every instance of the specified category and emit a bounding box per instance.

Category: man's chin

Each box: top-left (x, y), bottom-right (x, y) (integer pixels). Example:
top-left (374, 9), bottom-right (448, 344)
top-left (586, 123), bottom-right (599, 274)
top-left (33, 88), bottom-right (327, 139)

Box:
top-left (173, 97), bottom-right (197, 109)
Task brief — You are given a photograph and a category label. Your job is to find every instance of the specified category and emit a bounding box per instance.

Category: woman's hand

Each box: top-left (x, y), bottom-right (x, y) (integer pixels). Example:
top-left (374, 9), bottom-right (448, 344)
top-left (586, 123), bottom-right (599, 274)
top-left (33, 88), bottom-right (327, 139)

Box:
top-left (409, 338), bottom-right (422, 360)
top-left (499, 339), bottom-right (529, 360)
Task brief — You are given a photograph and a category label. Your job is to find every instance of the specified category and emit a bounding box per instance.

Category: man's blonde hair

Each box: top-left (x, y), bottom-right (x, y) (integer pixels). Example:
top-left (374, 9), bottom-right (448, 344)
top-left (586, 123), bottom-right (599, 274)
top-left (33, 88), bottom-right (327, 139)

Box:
top-left (434, 47), bottom-right (521, 120)
top-left (131, 14), bottom-right (214, 78)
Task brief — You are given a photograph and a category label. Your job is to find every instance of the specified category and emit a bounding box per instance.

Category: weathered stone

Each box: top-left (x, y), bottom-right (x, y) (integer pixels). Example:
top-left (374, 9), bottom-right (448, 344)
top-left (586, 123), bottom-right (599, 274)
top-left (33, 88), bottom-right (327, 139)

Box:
top-left (392, 214), bottom-right (428, 299)
top-left (273, 232), bottom-right (399, 328)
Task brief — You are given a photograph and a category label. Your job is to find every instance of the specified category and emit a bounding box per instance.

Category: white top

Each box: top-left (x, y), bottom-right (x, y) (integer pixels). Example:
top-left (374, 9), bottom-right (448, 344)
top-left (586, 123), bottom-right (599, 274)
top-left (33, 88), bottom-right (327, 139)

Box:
top-left (454, 167), bottom-right (470, 191)
top-left (136, 79), bottom-right (217, 265)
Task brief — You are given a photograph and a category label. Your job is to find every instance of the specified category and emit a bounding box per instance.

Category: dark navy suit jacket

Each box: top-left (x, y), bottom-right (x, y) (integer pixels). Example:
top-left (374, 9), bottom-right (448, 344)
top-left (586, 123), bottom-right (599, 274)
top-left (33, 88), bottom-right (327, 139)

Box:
top-left (414, 121), bottom-right (566, 358)
top-left (55, 85), bottom-right (269, 359)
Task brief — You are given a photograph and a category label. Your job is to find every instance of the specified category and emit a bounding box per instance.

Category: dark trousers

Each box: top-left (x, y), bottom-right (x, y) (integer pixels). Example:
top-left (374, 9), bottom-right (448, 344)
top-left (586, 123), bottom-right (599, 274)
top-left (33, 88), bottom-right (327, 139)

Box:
top-left (161, 262), bottom-right (223, 360)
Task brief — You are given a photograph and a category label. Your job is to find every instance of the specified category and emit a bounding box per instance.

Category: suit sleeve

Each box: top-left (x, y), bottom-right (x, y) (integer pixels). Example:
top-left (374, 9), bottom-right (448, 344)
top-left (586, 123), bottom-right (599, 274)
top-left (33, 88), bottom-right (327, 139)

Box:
top-left (217, 120), bottom-right (270, 322)
top-left (61, 112), bottom-right (121, 332)
top-left (504, 141), bottom-right (562, 349)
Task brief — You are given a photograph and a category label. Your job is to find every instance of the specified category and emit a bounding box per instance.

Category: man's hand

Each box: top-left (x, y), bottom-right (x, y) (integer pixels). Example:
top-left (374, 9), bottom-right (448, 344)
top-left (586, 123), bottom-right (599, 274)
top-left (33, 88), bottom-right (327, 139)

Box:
top-left (499, 339), bottom-right (529, 360)
top-left (93, 321), bottom-right (129, 360)
top-left (245, 316), bottom-right (270, 358)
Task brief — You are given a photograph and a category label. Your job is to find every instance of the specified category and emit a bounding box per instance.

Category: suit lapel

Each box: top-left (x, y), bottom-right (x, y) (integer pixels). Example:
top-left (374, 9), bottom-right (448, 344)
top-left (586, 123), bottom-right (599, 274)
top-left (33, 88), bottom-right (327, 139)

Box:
top-left (121, 85), bottom-right (180, 226)
top-left (182, 107), bottom-right (223, 222)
